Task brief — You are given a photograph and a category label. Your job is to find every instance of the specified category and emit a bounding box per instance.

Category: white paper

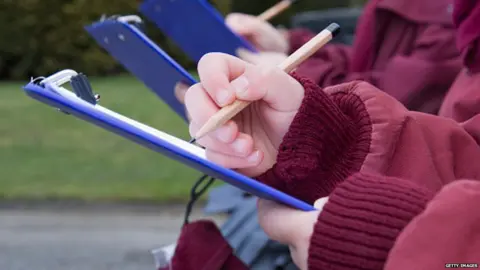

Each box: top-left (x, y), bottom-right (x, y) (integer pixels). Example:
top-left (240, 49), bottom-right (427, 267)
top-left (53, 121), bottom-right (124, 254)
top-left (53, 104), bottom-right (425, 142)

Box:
top-left (50, 84), bottom-right (207, 159)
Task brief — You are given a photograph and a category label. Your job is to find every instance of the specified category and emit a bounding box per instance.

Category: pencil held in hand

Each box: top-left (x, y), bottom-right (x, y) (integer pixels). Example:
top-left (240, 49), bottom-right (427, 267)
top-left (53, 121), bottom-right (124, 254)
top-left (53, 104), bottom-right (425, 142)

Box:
top-left (191, 23), bottom-right (340, 142)
top-left (257, 0), bottom-right (302, 21)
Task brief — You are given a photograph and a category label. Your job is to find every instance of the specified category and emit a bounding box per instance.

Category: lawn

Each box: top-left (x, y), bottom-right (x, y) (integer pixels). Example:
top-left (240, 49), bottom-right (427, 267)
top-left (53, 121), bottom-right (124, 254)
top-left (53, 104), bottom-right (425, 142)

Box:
top-left (0, 74), bottom-right (209, 203)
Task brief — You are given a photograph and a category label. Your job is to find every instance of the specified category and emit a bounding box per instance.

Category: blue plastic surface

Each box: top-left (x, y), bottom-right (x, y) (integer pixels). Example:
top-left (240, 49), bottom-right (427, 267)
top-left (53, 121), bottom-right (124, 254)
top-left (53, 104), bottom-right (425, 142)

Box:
top-left (139, 0), bottom-right (257, 62)
top-left (85, 19), bottom-right (194, 121)
top-left (23, 82), bottom-right (315, 211)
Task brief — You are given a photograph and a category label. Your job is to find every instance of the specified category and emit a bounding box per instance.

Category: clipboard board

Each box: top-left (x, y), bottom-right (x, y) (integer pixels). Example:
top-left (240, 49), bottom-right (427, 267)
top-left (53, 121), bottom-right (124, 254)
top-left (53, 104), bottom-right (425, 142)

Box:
top-left (139, 0), bottom-right (257, 62)
top-left (23, 70), bottom-right (315, 211)
top-left (85, 15), bottom-right (194, 121)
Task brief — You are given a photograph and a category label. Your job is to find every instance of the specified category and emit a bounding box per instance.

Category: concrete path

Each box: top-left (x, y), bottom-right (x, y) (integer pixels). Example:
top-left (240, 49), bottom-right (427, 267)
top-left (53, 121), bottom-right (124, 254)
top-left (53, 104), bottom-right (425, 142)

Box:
top-left (0, 204), bottom-right (224, 270)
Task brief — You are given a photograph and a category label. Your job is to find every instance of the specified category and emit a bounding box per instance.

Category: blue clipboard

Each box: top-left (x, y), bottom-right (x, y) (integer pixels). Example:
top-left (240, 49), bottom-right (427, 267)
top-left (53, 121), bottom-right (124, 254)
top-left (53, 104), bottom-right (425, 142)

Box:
top-left (85, 15), bottom-right (194, 121)
top-left (23, 70), bottom-right (315, 211)
top-left (139, 0), bottom-right (257, 62)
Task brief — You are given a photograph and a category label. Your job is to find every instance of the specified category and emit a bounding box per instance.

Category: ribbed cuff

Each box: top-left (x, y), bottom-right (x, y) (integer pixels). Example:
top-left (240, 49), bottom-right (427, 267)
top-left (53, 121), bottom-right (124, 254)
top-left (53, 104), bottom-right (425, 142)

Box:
top-left (308, 173), bottom-right (434, 270)
top-left (257, 74), bottom-right (371, 204)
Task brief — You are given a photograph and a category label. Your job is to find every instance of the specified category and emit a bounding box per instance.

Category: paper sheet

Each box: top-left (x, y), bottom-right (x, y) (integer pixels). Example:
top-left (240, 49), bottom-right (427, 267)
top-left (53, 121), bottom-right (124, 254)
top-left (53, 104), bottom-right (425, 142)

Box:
top-left (50, 84), bottom-right (207, 159)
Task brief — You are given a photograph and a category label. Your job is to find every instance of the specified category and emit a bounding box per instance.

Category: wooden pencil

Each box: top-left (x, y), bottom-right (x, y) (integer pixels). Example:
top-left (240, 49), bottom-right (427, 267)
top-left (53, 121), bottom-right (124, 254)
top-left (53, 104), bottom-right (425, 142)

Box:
top-left (191, 23), bottom-right (340, 142)
top-left (257, 0), bottom-right (301, 21)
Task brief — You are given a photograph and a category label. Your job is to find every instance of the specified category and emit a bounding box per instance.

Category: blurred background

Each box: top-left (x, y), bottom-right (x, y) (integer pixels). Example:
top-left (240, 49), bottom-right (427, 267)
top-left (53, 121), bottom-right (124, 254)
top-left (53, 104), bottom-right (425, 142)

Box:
top-left (0, 1), bottom-right (365, 269)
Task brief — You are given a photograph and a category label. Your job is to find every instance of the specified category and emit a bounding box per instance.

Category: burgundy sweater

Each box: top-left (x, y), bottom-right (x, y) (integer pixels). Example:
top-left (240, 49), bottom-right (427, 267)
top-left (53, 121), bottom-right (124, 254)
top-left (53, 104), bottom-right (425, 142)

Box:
top-left (289, 0), bottom-right (461, 114)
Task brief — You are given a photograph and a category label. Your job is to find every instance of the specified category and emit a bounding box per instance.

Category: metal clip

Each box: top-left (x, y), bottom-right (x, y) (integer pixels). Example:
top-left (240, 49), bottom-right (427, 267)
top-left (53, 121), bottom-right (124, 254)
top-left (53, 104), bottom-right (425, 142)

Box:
top-left (39, 69), bottom-right (78, 87)
top-left (36, 70), bottom-right (80, 115)
top-left (99, 14), bottom-right (144, 32)
top-left (70, 73), bottom-right (100, 105)
top-left (116, 15), bottom-right (142, 24)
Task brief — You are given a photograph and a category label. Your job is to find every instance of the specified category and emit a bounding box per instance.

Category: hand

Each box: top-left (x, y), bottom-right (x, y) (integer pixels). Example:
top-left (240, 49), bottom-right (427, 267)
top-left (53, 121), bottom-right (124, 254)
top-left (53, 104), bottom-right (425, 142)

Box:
top-left (174, 82), bottom-right (192, 121)
top-left (185, 53), bottom-right (305, 177)
top-left (257, 197), bottom-right (329, 270)
top-left (226, 13), bottom-right (289, 54)
top-left (237, 48), bottom-right (288, 66)
top-left (174, 82), bottom-right (189, 104)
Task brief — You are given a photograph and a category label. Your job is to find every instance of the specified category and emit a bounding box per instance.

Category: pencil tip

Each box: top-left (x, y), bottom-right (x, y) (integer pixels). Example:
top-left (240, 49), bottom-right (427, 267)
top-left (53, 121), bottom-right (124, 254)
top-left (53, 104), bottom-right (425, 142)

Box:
top-left (189, 138), bottom-right (197, 144)
top-left (327, 23), bottom-right (341, 37)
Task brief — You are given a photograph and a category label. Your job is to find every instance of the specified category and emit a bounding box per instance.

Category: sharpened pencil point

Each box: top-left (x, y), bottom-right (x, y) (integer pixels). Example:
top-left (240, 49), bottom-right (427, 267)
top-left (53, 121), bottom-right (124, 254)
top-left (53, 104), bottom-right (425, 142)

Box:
top-left (327, 23), bottom-right (341, 37)
top-left (189, 138), bottom-right (197, 144)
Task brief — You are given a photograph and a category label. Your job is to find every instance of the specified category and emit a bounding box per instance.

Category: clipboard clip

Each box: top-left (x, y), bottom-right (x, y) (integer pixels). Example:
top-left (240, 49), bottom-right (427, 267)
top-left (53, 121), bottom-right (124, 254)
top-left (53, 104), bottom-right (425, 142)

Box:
top-left (100, 14), bottom-right (145, 32)
top-left (31, 69), bottom-right (100, 114)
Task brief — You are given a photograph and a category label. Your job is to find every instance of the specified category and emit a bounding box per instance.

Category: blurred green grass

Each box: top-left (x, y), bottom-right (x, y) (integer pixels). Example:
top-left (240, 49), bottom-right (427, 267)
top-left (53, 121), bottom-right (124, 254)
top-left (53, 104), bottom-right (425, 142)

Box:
top-left (0, 74), bottom-right (206, 203)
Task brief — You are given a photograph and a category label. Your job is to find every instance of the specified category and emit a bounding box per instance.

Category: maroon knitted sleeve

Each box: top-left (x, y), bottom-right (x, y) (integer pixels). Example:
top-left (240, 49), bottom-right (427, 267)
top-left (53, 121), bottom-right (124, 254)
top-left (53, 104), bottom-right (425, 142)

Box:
top-left (257, 74), bottom-right (372, 204)
top-left (308, 173), bottom-right (434, 270)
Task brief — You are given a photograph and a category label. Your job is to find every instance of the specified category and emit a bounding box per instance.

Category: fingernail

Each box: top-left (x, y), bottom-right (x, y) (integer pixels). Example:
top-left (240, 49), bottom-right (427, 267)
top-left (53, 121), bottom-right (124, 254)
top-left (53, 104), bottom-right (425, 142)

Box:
top-left (247, 151), bottom-right (260, 164)
top-left (215, 124), bottom-right (232, 143)
top-left (231, 76), bottom-right (249, 96)
top-left (216, 89), bottom-right (231, 106)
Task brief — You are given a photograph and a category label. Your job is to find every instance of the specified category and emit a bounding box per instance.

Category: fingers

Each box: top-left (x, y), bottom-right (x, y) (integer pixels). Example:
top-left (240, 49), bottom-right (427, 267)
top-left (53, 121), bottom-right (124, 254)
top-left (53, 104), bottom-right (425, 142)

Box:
top-left (225, 13), bottom-right (261, 36)
top-left (190, 121), bottom-right (258, 158)
top-left (231, 65), bottom-right (304, 112)
top-left (236, 48), bottom-right (259, 64)
top-left (257, 199), bottom-right (318, 246)
top-left (206, 148), bottom-right (263, 169)
top-left (237, 49), bottom-right (288, 66)
top-left (174, 82), bottom-right (189, 104)
top-left (184, 83), bottom-right (218, 126)
top-left (196, 52), bottom-right (303, 113)
top-left (197, 52), bottom-right (247, 107)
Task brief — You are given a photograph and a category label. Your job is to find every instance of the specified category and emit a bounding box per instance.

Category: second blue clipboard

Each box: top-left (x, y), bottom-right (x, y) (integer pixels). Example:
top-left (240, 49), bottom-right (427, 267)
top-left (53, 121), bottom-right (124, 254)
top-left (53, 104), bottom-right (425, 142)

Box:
top-left (85, 16), bottom-right (193, 121)
top-left (23, 72), bottom-right (315, 212)
top-left (139, 0), bottom-right (257, 62)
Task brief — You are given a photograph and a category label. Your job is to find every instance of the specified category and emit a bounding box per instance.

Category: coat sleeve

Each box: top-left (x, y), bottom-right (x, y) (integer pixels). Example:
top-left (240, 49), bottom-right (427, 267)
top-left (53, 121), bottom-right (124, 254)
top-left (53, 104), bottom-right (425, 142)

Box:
top-left (258, 74), bottom-right (480, 204)
top-left (439, 70), bottom-right (480, 122)
top-left (288, 24), bottom-right (461, 112)
top-left (306, 172), bottom-right (480, 270)
top-left (287, 28), bottom-right (353, 87)
top-left (385, 179), bottom-right (480, 270)
top-left (376, 24), bottom-right (462, 110)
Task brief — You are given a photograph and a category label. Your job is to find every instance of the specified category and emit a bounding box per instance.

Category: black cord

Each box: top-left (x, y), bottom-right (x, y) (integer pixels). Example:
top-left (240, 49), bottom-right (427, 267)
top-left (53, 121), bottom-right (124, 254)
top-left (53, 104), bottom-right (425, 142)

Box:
top-left (183, 174), bottom-right (216, 226)
top-left (183, 139), bottom-right (215, 226)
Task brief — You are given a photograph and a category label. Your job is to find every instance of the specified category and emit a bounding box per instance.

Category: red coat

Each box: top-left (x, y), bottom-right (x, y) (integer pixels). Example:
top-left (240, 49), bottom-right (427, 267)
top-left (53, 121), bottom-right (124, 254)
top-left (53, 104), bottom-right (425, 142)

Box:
top-left (289, 0), bottom-right (461, 114)
top-left (258, 73), bottom-right (480, 269)
top-left (166, 71), bottom-right (480, 270)
top-left (161, 1), bottom-right (480, 269)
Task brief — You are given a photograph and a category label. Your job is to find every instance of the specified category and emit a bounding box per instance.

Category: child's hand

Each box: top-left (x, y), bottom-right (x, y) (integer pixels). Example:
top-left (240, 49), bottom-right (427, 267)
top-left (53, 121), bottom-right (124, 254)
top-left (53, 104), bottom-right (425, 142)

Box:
top-left (185, 53), bottom-right (304, 177)
top-left (258, 197), bottom-right (329, 270)
top-left (174, 82), bottom-right (192, 122)
top-left (225, 13), bottom-right (289, 54)
top-left (237, 48), bottom-right (288, 66)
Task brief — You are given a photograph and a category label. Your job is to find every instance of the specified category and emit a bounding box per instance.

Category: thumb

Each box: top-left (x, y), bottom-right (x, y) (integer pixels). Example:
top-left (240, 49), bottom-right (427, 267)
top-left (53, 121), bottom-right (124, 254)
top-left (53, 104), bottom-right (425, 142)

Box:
top-left (257, 199), bottom-right (317, 245)
top-left (313, 197), bottom-right (329, 210)
top-left (230, 64), bottom-right (304, 112)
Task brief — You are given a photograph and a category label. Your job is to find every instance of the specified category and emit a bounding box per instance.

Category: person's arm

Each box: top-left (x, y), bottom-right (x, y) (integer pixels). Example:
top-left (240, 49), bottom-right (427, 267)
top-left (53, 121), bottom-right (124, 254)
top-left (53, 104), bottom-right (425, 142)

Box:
top-left (289, 23), bottom-right (461, 105)
top-left (287, 28), bottom-right (353, 87)
top-left (306, 172), bottom-right (480, 270)
top-left (257, 73), bottom-right (480, 204)
top-left (385, 179), bottom-right (480, 270)
top-left (373, 24), bottom-right (462, 108)
top-left (439, 70), bottom-right (480, 122)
